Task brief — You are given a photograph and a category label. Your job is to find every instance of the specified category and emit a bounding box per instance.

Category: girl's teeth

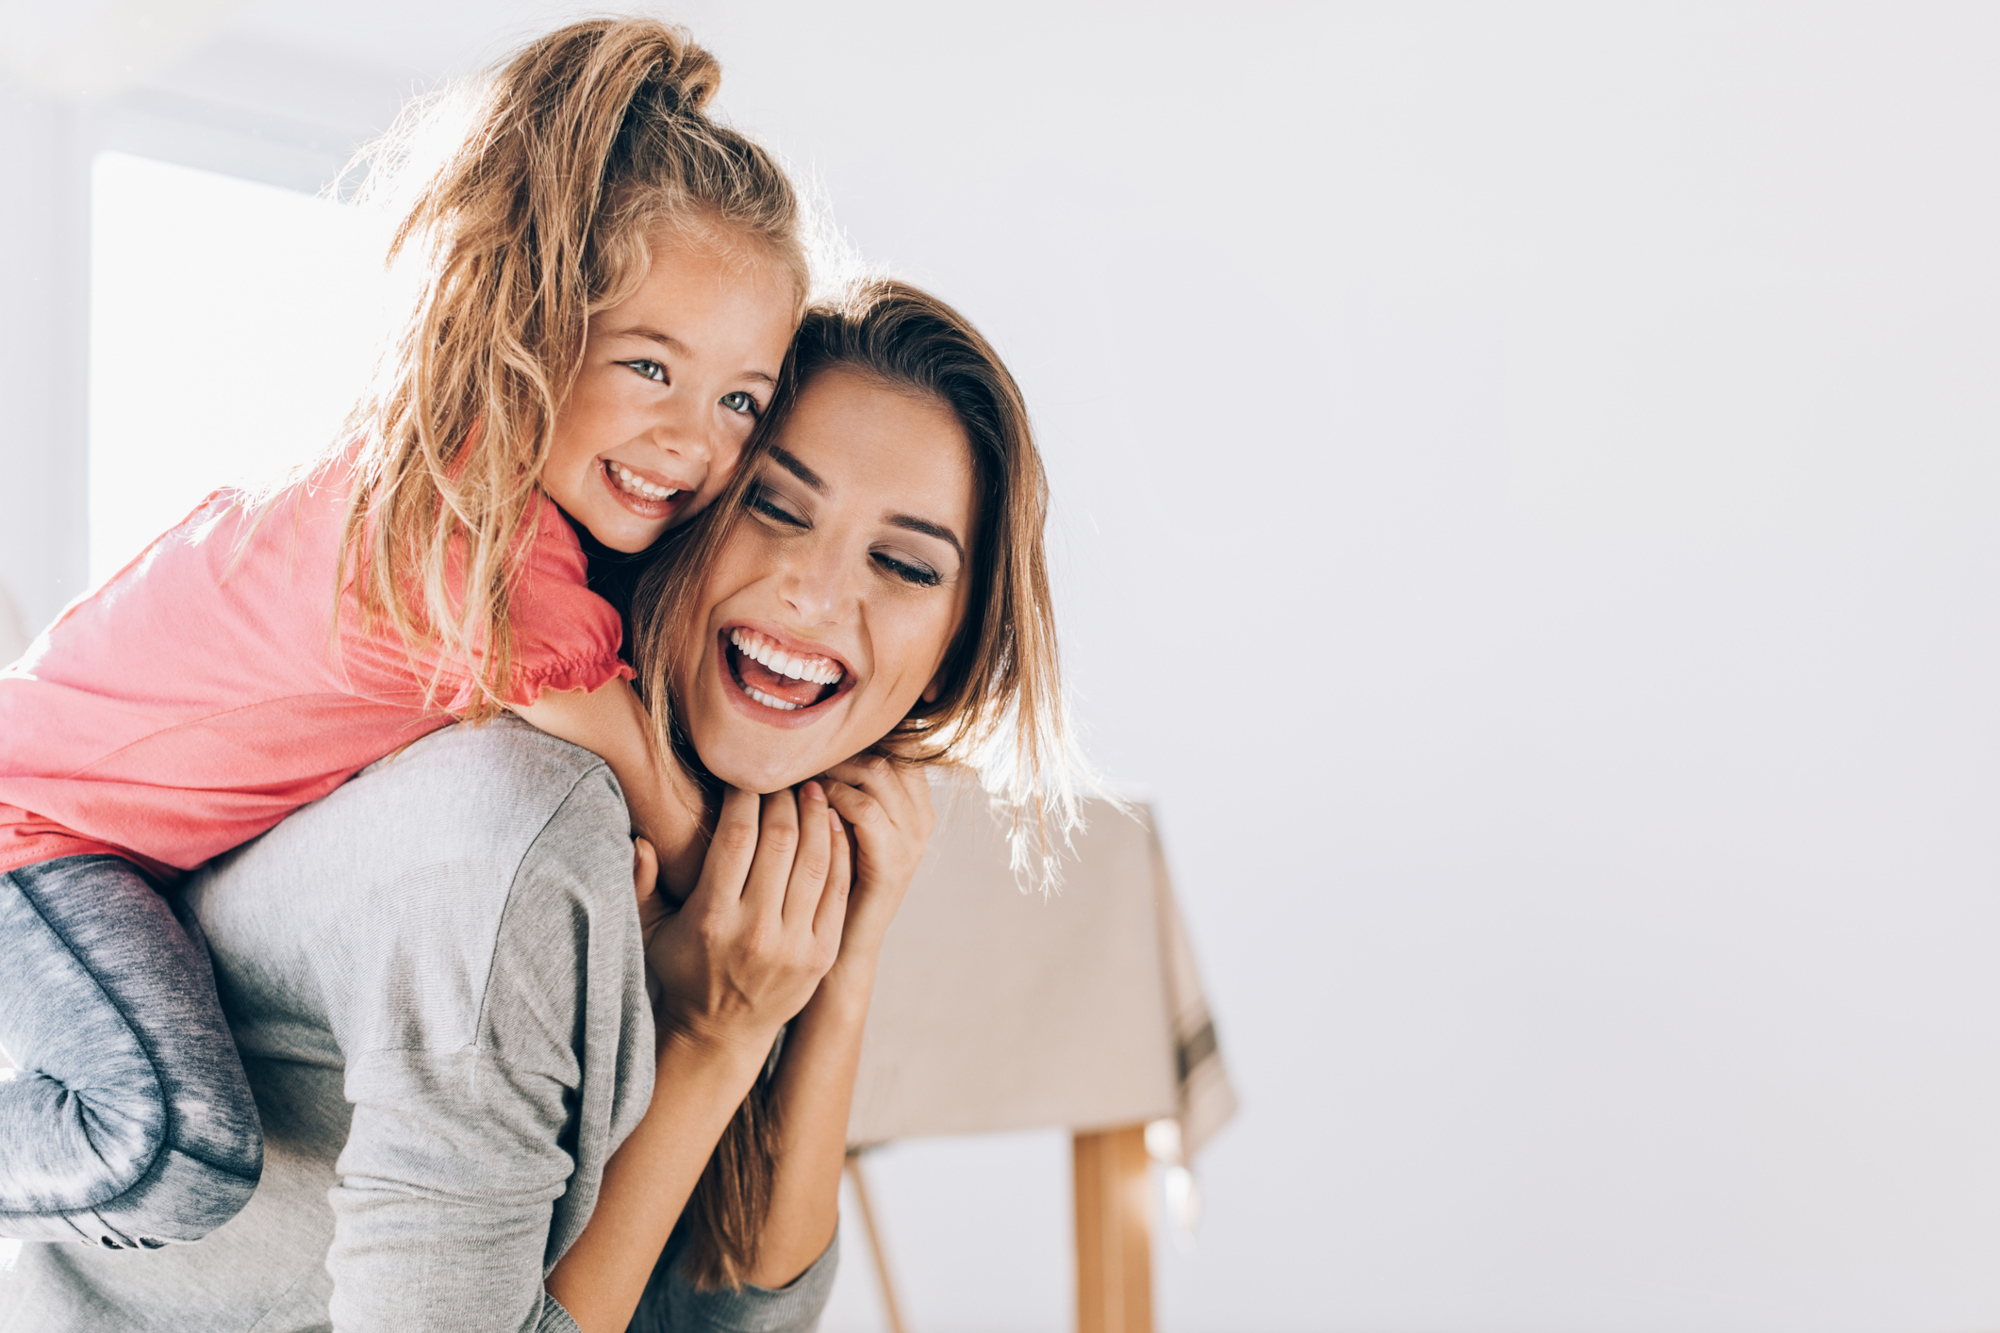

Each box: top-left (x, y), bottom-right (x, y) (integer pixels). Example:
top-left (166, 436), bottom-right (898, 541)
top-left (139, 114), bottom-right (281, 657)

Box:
top-left (727, 628), bottom-right (845, 685)
top-left (744, 685), bottom-right (801, 711)
top-left (610, 463), bottom-right (680, 502)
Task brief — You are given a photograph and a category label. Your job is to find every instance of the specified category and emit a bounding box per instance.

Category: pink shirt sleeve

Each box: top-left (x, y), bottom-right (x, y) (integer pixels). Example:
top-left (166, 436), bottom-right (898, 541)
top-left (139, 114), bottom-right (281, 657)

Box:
top-left (437, 498), bottom-right (636, 713)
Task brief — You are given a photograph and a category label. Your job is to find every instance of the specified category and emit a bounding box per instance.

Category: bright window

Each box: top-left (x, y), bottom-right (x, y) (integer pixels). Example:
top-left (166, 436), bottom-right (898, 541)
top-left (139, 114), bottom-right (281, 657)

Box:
top-left (88, 152), bottom-right (392, 585)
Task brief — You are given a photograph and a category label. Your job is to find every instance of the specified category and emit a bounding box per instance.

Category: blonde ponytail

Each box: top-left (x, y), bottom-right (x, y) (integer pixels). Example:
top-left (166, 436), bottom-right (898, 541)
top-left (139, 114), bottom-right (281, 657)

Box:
top-left (336, 17), bottom-right (805, 713)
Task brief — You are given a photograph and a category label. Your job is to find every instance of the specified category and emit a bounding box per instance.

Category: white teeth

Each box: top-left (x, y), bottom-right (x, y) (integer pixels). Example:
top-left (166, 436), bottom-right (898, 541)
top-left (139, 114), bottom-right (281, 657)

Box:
top-left (727, 628), bottom-right (845, 689)
top-left (609, 462), bottom-right (680, 502)
top-left (744, 685), bottom-right (802, 711)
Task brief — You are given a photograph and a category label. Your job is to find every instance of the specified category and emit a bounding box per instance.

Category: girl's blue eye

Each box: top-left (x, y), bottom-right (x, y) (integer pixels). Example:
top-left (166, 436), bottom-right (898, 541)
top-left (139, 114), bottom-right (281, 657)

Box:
top-left (720, 390), bottom-right (757, 415)
top-left (623, 360), bottom-right (666, 383)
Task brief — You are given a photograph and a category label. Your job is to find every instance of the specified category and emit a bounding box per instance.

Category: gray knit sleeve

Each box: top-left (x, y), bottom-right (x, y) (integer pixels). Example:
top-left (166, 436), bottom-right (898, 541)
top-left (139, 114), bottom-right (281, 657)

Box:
top-left (319, 747), bottom-right (654, 1333)
top-left (628, 1223), bottom-right (840, 1333)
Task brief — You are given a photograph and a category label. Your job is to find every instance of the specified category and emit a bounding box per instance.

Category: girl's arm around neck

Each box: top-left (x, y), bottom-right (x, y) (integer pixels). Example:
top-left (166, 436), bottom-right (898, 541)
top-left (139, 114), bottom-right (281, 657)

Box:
top-left (514, 679), bottom-right (707, 894)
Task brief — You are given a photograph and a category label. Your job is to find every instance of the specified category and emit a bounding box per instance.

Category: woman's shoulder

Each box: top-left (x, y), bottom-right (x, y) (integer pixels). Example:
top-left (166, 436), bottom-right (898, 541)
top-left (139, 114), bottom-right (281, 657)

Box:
top-left (192, 718), bottom-right (639, 1056)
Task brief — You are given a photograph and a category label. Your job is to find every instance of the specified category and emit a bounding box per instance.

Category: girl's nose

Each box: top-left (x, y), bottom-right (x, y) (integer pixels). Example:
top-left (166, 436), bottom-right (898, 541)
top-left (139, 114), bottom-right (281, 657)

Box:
top-left (653, 399), bottom-right (712, 464)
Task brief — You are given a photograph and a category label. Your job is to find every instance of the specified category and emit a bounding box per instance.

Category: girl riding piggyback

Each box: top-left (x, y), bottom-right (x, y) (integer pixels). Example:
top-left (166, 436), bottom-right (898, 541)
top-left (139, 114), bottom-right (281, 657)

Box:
top-left (0, 20), bottom-right (800, 1250)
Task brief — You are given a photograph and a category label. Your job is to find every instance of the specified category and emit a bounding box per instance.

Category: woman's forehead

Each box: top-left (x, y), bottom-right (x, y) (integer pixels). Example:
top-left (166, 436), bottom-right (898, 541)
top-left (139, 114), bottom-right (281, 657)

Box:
top-left (769, 368), bottom-right (976, 521)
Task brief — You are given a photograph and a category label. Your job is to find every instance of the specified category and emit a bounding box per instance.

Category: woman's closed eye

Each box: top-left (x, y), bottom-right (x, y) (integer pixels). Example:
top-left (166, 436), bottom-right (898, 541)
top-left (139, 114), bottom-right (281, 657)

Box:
top-left (746, 483), bottom-right (805, 528)
top-left (873, 551), bottom-right (941, 588)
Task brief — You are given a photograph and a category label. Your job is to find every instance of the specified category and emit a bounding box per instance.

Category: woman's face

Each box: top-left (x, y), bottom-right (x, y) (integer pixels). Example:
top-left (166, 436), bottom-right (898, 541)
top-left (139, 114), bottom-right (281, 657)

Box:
top-left (673, 368), bottom-right (979, 793)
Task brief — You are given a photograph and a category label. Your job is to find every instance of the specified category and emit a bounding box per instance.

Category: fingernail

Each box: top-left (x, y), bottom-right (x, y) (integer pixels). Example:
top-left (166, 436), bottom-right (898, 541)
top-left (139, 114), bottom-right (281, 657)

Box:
top-left (828, 808), bottom-right (842, 831)
top-left (803, 780), bottom-right (824, 803)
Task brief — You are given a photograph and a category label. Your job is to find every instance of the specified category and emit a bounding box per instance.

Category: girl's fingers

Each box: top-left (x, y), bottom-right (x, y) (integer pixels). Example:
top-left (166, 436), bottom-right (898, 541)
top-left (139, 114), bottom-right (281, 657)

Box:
top-left (822, 754), bottom-right (935, 842)
top-left (688, 785), bottom-right (762, 912)
top-left (822, 776), bottom-right (893, 847)
top-left (632, 836), bottom-right (659, 901)
top-left (821, 755), bottom-right (901, 819)
top-left (739, 787), bottom-right (801, 920)
top-left (781, 780), bottom-right (834, 927)
top-left (812, 805), bottom-right (852, 946)
top-left (632, 836), bottom-right (666, 952)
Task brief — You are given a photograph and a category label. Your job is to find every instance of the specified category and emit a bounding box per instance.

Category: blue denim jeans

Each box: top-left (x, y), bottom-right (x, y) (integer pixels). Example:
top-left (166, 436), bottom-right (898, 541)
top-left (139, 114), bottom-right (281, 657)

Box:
top-left (0, 854), bottom-right (262, 1247)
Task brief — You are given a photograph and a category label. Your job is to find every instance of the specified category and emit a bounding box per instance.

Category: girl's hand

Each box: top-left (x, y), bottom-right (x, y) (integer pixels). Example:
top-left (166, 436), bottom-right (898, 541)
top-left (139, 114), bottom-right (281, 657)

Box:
top-left (817, 756), bottom-right (936, 966)
top-left (639, 782), bottom-right (852, 1059)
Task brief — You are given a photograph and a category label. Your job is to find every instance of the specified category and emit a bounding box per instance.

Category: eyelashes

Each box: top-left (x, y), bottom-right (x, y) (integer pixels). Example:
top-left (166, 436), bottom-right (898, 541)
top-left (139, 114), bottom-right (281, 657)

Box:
top-left (873, 553), bottom-right (941, 587)
top-left (618, 362), bottom-right (762, 416)
top-left (743, 484), bottom-right (944, 588)
top-left (746, 485), bottom-right (803, 527)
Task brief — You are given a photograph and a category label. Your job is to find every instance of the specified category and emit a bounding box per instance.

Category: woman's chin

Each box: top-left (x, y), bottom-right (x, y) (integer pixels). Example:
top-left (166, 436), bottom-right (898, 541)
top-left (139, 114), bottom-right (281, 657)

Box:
top-left (693, 741), bottom-right (823, 797)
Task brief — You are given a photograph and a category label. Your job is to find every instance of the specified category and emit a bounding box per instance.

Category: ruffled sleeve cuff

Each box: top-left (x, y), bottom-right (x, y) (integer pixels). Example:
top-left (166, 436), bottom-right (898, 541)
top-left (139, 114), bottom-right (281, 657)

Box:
top-left (503, 653), bottom-right (636, 709)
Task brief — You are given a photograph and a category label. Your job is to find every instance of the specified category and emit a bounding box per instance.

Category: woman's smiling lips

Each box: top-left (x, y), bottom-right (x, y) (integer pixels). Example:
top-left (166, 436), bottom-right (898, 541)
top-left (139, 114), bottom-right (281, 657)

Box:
top-left (716, 623), bottom-right (857, 728)
top-left (598, 457), bottom-right (692, 520)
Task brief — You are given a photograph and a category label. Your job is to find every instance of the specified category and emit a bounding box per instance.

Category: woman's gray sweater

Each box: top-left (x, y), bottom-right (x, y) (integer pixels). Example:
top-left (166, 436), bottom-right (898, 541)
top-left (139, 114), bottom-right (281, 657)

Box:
top-left (0, 719), bottom-right (837, 1333)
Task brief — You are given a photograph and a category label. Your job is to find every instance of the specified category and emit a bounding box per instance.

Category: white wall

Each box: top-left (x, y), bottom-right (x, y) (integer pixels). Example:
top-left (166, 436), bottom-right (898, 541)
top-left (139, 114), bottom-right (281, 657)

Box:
top-left (0, 77), bottom-right (87, 637)
top-left (9, 3), bottom-right (2000, 1330)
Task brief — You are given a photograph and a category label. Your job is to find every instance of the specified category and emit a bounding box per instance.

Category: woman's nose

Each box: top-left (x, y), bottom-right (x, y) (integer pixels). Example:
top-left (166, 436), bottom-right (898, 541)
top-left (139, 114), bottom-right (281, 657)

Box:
top-left (777, 549), bottom-right (846, 626)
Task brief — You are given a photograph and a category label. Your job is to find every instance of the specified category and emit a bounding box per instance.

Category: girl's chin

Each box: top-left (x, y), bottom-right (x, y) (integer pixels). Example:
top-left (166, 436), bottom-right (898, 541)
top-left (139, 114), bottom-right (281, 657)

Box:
top-left (587, 515), bottom-right (668, 554)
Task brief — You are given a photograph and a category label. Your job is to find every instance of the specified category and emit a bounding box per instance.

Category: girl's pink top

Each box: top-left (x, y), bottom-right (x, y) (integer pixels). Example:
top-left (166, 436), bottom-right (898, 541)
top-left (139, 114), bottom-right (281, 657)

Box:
top-left (0, 459), bottom-right (635, 880)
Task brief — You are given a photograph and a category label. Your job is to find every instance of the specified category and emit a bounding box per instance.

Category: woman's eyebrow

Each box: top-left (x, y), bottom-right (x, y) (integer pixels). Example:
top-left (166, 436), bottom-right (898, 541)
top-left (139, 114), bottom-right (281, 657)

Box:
top-left (768, 445), bottom-right (826, 493)
top-left (887, 514), bottom-right (964, 561)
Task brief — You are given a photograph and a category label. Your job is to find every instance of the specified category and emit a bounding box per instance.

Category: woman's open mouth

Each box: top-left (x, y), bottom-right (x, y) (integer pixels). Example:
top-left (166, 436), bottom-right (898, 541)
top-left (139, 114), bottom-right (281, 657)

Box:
top-left (600, 458), bottom-right (686, 520)
top-left (720, 626), bottom-right (852, 720)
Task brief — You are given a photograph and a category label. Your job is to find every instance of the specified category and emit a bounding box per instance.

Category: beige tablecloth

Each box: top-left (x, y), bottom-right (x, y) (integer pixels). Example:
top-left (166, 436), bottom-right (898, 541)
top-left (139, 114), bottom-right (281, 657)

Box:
top-left (848, 782), bottom-right (1236, 1159)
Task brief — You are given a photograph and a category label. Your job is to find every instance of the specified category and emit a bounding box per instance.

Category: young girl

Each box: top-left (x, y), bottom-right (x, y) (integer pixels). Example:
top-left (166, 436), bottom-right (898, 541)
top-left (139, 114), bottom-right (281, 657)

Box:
top-left (0, 18), bottom-right (804, 1250)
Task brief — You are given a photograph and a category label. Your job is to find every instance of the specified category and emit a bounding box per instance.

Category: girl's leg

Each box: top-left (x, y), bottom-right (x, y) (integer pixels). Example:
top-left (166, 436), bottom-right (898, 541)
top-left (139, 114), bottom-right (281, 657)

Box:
top-left (0, 855), bottom-right (262, 1248)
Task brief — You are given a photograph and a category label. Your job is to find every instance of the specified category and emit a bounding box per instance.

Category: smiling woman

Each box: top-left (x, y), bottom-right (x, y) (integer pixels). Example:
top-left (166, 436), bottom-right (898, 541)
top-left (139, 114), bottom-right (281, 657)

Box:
top-left (636, 278), bottom-right (1074, 839)
top-left (684, 370), bottom-right (976, 778)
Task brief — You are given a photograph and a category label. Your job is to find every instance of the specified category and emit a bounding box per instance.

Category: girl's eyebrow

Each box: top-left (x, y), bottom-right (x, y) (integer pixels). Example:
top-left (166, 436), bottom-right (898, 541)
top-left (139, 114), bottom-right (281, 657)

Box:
top-left (617, 325), bottom-right (777, 384)
top-left (616, 325), bottom-right (688, 354)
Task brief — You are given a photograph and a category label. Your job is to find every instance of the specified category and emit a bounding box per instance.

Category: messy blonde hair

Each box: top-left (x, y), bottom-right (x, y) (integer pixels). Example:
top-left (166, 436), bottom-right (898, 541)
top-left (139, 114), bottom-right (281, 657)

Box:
top-left (632, 277), bottom-right (1085, 1289)
top-left (336, 17), bottom-right (805, 710)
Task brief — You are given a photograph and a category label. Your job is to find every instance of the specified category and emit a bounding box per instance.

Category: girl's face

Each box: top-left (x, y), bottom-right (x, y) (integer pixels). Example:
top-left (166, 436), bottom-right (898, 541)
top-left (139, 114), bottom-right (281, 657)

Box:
top-left (543, 234), bottom-right (796, 553)
top-left (673, 368), bottom-right (979, 793)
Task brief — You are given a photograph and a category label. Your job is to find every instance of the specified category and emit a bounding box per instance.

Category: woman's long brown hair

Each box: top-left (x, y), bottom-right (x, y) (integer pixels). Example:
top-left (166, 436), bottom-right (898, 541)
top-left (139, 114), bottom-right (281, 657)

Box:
top-left (332, 17), bottom-right (806, 711)
top-left (634, 277), bottom-right (1085, 1289)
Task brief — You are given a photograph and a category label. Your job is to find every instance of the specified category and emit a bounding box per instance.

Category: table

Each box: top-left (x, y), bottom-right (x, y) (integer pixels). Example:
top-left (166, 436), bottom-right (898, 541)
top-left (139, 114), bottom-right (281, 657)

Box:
top-left (846, 779), bottom-right (1236, 1333)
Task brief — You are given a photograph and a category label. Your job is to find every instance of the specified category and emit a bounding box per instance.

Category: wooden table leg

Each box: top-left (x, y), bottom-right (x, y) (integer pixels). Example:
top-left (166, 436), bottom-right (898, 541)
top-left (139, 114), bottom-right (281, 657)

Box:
top-left (1073, 1124), bottom-right (1154, 1333)
top-left (843, 1149), bottom-right (909, 1333)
